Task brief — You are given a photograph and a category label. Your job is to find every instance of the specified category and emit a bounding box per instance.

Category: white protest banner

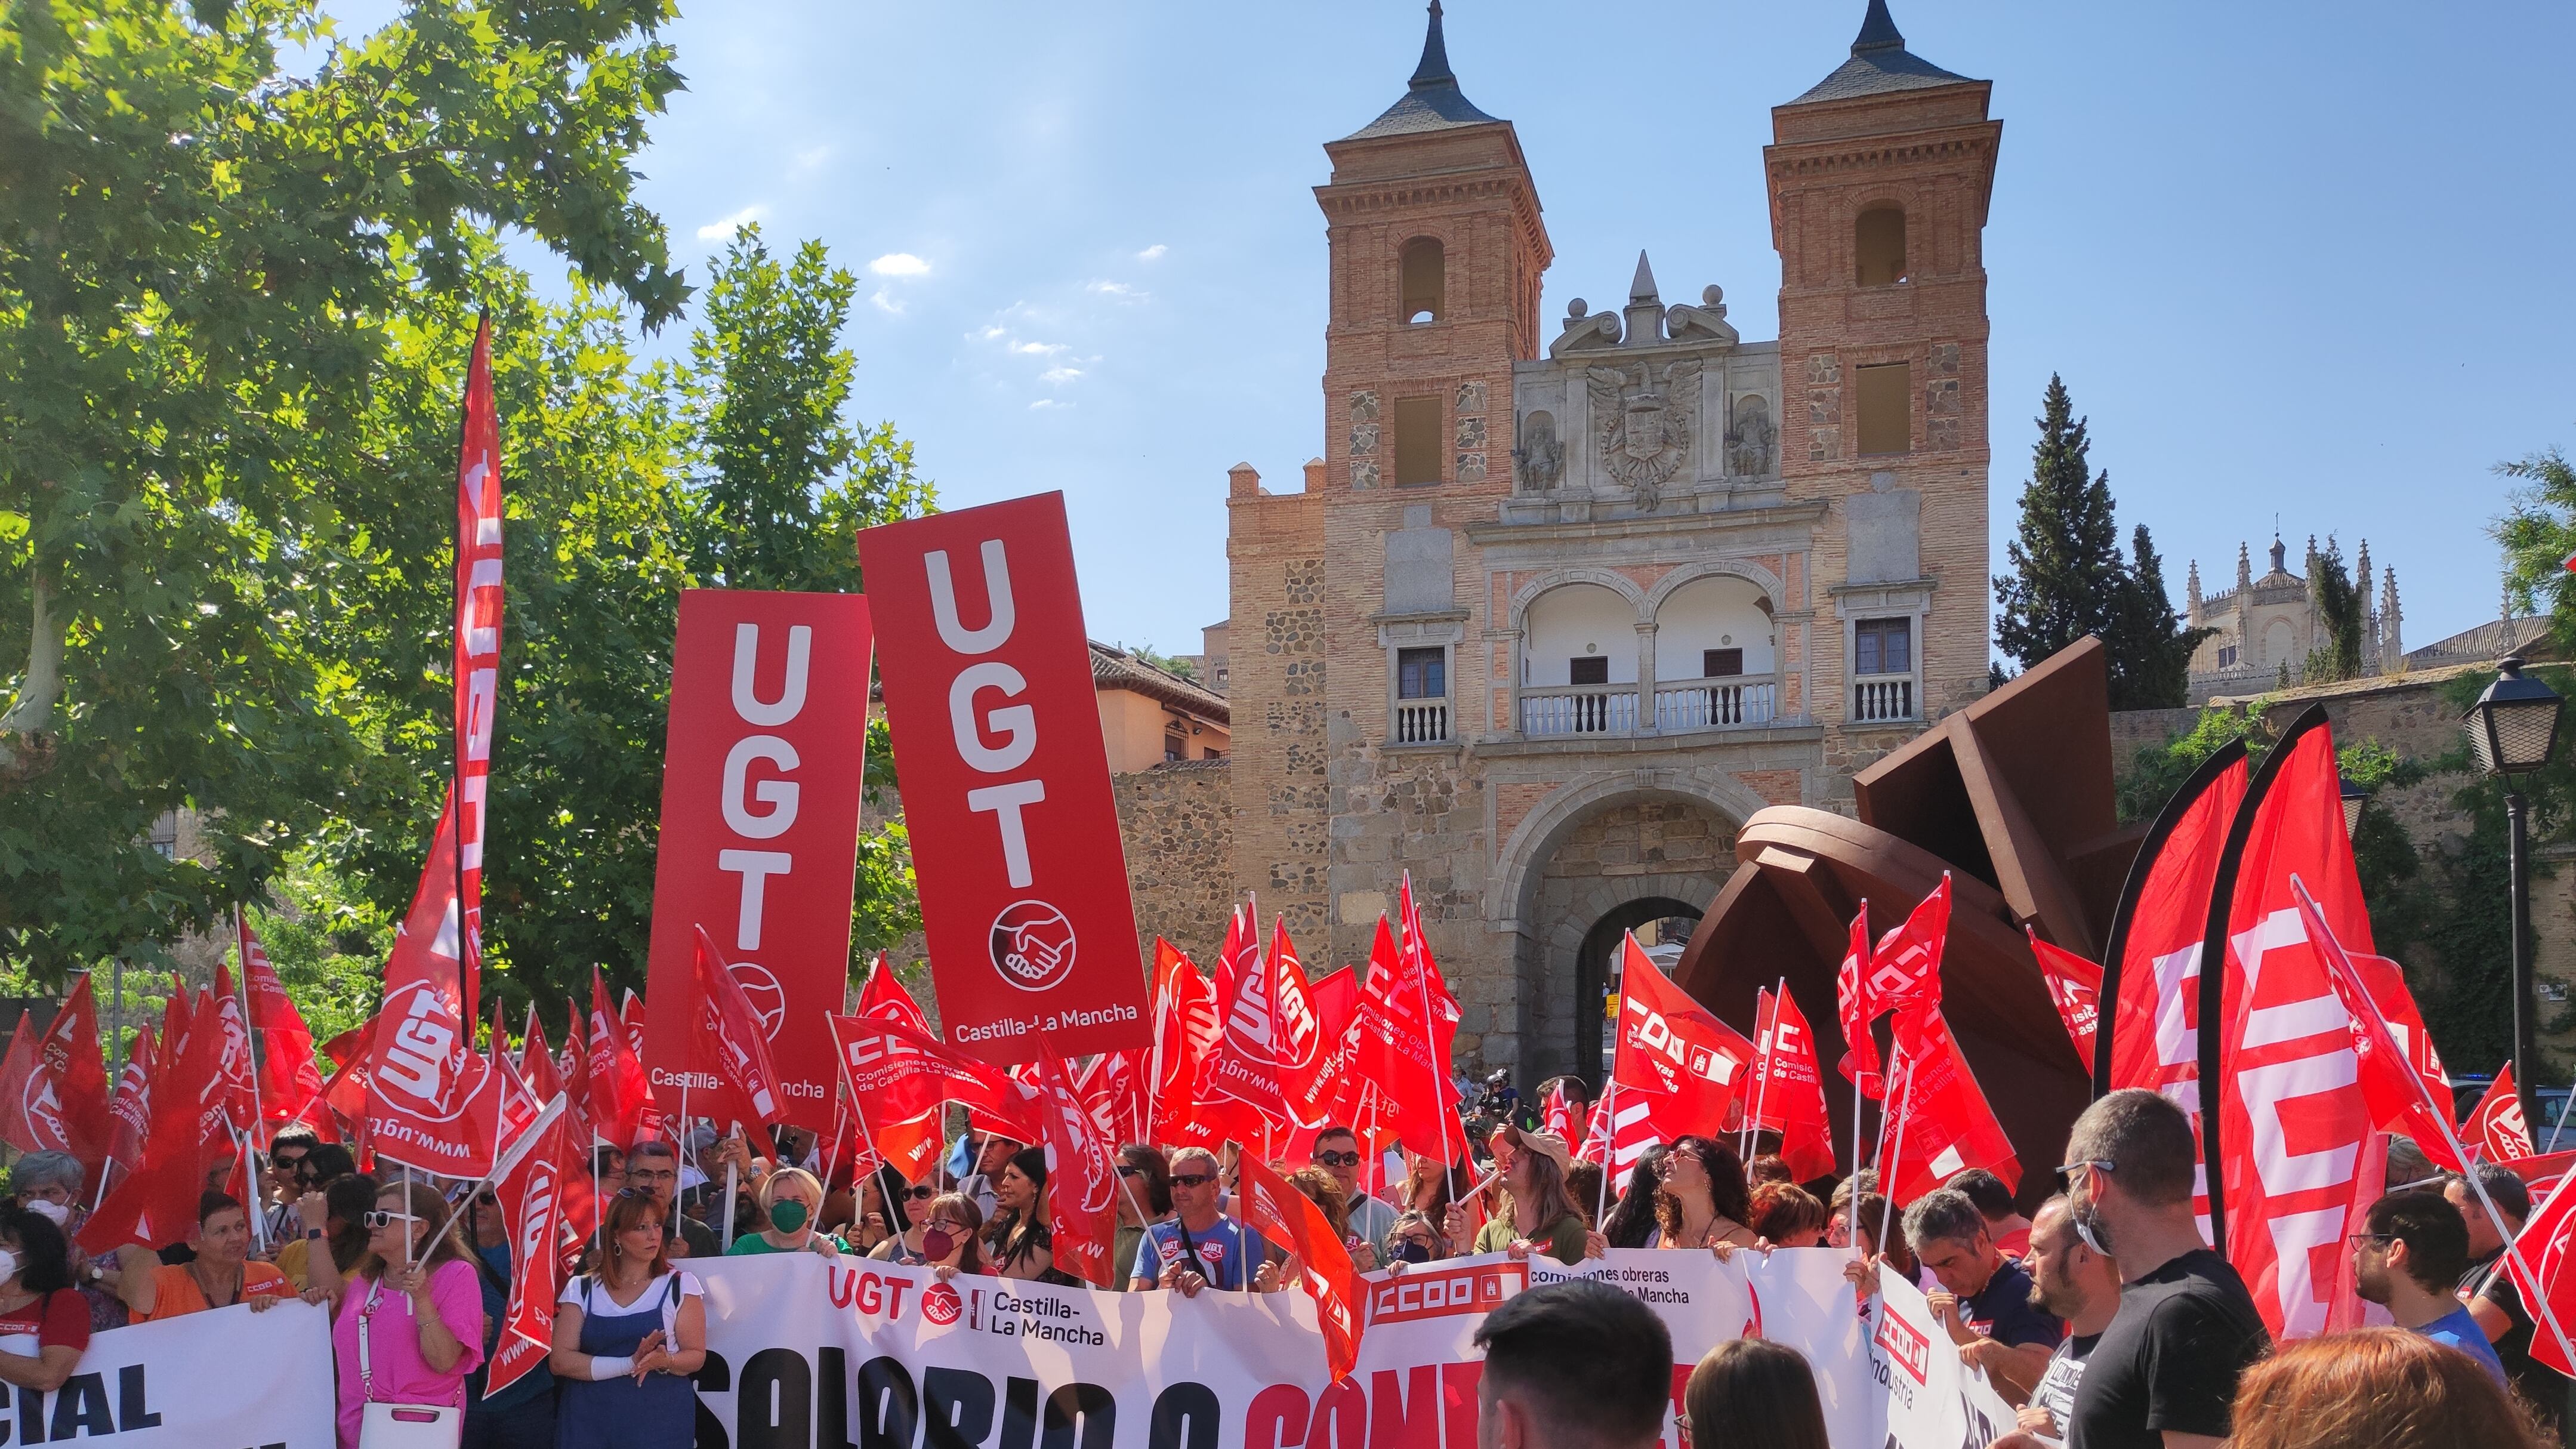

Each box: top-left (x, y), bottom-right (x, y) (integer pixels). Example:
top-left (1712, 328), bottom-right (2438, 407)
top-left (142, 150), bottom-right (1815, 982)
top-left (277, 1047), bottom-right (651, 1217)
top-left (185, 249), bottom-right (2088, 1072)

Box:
top-left (1526, 1248), bottom-right (1753, 1448)
top-left (1339, 1255), bottom-right (1528, 1447)
top-left (1872, 1263), bottom-right (2019, 1449)
top-left (7, 1299), bottom-right (335, 1446)
top-left (1736, 1247), bottom-right (1885, 1448)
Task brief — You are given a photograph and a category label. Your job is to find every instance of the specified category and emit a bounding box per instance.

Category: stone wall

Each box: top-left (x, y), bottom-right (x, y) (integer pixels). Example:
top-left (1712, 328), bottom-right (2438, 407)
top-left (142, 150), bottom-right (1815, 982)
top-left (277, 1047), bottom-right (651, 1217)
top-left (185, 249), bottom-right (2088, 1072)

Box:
top-left (1113, 758), bottom-right (1236, 967)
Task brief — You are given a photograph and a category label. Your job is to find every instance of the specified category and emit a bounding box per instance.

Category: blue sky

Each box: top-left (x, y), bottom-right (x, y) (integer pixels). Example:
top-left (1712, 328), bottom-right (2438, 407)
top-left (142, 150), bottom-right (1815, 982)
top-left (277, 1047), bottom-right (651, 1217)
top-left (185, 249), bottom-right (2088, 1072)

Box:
top-left (487, 0), bottom-right (2576, 662)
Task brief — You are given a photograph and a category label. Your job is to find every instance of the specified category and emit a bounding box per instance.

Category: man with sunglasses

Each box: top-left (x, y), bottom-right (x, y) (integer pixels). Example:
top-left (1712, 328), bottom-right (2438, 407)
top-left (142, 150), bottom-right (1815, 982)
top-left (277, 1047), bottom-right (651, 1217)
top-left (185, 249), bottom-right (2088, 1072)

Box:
top-left (1307, 1127), bottom-right (1392, 1269)
top-left (1134, 1148), bottom-right (1277, 1297)
top-left (260, 1127), bottom-right (318, 1245)
top-left (2060, 1089), bottom-right (2267, 1449)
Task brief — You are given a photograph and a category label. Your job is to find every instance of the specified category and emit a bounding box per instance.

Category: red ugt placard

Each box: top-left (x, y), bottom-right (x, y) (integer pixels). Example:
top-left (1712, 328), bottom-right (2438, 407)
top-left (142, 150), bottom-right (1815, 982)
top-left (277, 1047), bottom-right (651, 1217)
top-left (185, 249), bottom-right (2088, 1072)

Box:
top-left (857, 492), bottom-right (1149, 1063)
top-left (642, 590), bottom-right (874, 1131)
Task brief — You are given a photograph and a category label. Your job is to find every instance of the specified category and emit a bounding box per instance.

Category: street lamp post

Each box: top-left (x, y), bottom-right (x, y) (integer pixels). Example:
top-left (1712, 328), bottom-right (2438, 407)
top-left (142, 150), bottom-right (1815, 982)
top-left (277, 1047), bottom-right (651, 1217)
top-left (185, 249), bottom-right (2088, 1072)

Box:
top-left (2466, 655), bottom-right (2565, 1134)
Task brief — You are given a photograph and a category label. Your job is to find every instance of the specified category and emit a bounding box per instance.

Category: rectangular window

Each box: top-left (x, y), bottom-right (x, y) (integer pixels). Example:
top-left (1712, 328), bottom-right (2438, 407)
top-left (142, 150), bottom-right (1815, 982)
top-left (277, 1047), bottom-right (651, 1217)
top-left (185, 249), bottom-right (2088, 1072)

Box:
top-left (1164, 729), bottom-right (1186, 763)
top-left (1856, 362), bottom-right (1911, 456)
top-left (2217, 643), bottom-right (2239, 669)
top-left (1393, 397), bottom-right (1441, 486)
top-left (1854, 617), bottom-right (1912, 676)
top-left (1569, 656), bottom-right (1610, 686)
top-left (1397, 646), bottom-right (1446, 699)
top-left (1202, 746), bottom-right (1224, 760)
top-left (1702, 648), bottom-right (1744, 679)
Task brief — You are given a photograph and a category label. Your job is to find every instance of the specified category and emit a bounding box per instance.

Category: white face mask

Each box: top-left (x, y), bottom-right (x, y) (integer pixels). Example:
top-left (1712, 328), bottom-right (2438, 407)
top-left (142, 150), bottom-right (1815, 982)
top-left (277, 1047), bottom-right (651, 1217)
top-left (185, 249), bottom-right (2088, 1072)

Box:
top-left (21, 1201), bottom-right (69, 1228)
top-left (0, 1250), bottom-right (22, 1285)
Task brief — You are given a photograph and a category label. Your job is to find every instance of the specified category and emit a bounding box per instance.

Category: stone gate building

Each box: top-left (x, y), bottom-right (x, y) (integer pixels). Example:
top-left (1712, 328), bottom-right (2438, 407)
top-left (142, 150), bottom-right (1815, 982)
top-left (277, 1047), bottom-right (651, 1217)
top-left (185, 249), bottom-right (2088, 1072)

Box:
top-left (1218, 0), bottom-right (2003, 1084)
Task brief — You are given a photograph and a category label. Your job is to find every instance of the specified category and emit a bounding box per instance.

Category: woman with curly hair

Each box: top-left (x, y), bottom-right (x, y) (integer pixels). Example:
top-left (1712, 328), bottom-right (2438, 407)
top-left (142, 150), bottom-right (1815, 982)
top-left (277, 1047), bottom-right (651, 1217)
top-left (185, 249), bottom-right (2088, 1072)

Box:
top-left (1653, 1136), bottom-right (1759, 1250)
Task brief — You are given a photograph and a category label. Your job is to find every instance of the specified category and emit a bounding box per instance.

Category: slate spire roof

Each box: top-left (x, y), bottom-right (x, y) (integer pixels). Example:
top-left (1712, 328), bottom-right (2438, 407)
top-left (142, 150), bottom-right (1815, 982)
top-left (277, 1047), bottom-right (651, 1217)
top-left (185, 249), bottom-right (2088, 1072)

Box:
top-left (1787, 0), bottom-right (1978, 106)
top-left (1343, 1), bottom-right (1505, 141)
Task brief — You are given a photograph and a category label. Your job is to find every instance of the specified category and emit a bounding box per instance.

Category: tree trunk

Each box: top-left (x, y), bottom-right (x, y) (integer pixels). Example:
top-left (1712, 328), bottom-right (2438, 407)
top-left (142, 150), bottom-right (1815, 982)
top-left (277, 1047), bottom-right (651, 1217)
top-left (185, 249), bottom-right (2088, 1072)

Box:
top-left (0, 569), bottom-right (65, 778)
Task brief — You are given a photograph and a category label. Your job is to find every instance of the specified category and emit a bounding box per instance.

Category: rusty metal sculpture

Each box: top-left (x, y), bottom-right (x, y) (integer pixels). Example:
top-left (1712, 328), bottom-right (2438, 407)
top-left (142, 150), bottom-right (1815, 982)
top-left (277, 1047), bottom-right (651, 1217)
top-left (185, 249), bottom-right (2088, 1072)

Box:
top-left (1673, 637), bottom-right (2138, 1205)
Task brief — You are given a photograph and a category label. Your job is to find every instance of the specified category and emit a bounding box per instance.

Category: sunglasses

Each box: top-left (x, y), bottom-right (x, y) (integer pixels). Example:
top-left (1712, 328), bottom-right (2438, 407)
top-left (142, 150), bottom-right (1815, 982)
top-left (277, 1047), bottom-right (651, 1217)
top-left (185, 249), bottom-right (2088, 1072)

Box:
top-left (905, 1186), bottom-right (937, 1201)
top-left (361, 1210), bottom-right (421, 1229)
top-left (1116, 1166), bottom-right (1146, 1180)
top-left (1315, 1151), bottom-right (1362, 1169)
top-left (1171, 1173), bottom-right (1215, 1189)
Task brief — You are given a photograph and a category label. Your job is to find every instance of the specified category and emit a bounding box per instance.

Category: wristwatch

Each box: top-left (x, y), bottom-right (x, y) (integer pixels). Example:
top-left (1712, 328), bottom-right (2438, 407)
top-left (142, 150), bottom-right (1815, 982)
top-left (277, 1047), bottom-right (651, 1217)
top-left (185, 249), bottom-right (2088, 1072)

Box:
top-left (306, 1228), bottom-right (325, 1241)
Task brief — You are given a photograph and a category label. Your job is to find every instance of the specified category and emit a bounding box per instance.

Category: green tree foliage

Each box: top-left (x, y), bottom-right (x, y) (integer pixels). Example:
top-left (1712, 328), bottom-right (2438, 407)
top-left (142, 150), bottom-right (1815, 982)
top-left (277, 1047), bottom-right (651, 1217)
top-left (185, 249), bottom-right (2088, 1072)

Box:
top-left (0, 0), bottom-right (684, 981)
top-left (2494, 447), bottom-right (2576, 648)
top-left (316, 229), bottom-right (930, 1010)
top-left (1992, 377), bottom-right (2204, 708)
top-left (2299, 538), bottom-right (2365, 685)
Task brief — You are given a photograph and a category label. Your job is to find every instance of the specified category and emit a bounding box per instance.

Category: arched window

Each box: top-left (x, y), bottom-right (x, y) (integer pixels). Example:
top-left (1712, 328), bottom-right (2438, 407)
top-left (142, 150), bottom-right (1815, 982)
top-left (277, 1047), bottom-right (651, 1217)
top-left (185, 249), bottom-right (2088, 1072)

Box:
top-left (1400, 238), bottom-right (1445, 323)
top-left (1855, 205), bottom-right (1908, 287)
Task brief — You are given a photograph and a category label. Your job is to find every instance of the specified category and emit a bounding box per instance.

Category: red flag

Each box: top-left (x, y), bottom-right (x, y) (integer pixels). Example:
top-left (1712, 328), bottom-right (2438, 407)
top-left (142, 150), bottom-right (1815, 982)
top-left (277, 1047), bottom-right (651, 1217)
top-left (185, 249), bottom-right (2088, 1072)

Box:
top-left (2212, 714), bottom-right (2375, 1340)
top-left (452, 315), bottom-right (505, 1028)
top-left (850, 956), bottom-right (946, 1177)
top-left (1235, 1149), bottom-right (1365, 1384)
top-left (82, 988), bottom-right (229, 1252)
top-left (1541, 1082), bottom-right (1575, 1142)
top-left (826, 1014), bottom-right (1038, 1145)
top-left (1877, 1006), bottom-right (2018, 1205)
top-left (1268, 916), bottom-right (1332, 1133)
top-left (1834, 905), bottom-right (1884, 1096)
top-left (0, 1018), bottom-right (35, 1150)
top-left (2469, 1066), bottom-right (2539, 1163)
top-left (487, 1097), bottom-right (576, 1397)
top-left (857, 954), bottom-right (932, 1034)
top-left (1030, 1050), bottom-right (1118, 1286)
top-left (1751, 986), bottom-right (1837, 1182)
top-left (239, 915), bottom-right (325, 1129)
top-left (620, 990), bottom-right (646, 1059)
top-left (1609, 935), bottom-right (1756, 1166)
top-left (1345, 912), bottom-right (1463, 1163)
top-left (1184, 904), bottom-right (1290, 1158)
top-left (560, 999), bottom-right (591, 1129)
top-left (212, 961), bottom-right (258, 1132)
top-left (316, 1015), bottom-right (377, 1144)
top-left (586, 971), bottom-right (650, 1151)
top-left (2347, 947), bottom-right (2451, 1129)
top-left (2508, 1170), bottom-right (2576, 1376)
top-left (2027, 930), bottom-right (2103, 1077)
top-left (0, 979), bottom-right (110, 1169)
top-left (690, 927), bottom-right (788, 1135)
top-left (518, 1007), bottom-right (562, 1106)
top-left (104, 1023), bottom-right (156, 1171)
top-left (1871, 875), bottom-right (1952, 1024)
top-left (1145, 940), bottom-right (1218, 1143)
top-left (2293, 878), bottom-right (2463, 1178)
top-left (364, 793), bottom-right (505, 1178)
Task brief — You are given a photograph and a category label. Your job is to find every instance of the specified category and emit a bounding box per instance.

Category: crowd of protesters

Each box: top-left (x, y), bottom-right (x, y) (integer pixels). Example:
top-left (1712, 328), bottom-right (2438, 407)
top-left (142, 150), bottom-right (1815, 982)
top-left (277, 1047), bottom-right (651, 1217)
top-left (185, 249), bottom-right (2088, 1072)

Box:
top-left (1, 1072), bottom-right (2565, 1448)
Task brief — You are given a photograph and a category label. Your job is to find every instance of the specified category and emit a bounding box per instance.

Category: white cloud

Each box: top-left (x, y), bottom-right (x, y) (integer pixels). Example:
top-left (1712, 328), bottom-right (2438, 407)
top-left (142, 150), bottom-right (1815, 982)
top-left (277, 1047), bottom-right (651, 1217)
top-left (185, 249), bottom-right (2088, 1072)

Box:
top-left (970, 323), bottom-right (1008, 341)
top-left (1041, 365), bottom-right (1084, 385)
top-left (1011, 340), bottom-right (1068, 356)
top-left (1136, 244), bottom-right (1167, 261)
top-left (790, 145), bottom-right (832, 178)
top-left (870, 287), bottom-right (905, 315)
top-left (869, 252), bottom-right (932, 278)
top-left (1087, 280), bottom-right (1146, 300)
top-left (1029, 399), bottom-right (1068, 411)
top-left (696, 206), bottom-right (764, 242)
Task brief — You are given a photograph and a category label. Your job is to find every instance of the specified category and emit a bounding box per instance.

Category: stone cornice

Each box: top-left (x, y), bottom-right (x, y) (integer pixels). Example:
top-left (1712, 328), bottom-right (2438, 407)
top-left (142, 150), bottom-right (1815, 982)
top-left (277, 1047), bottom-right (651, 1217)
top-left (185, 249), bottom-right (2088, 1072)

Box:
top-left (1464, 498), bottom-right (1829, 547)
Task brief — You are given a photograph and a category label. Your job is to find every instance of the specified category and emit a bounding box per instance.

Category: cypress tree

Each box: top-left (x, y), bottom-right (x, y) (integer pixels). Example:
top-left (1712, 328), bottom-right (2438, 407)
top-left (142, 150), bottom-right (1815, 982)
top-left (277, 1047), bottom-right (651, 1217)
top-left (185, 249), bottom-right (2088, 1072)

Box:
top-left (2103, 525), bottom-right (2213, 708)
top-left (1994, 375), bottom-right (2126, 668)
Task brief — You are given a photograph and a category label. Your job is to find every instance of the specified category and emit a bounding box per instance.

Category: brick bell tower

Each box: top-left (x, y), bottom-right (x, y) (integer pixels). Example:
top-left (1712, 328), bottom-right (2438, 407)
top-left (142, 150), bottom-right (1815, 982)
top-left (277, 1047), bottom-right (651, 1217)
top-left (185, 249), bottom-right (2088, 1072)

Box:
top-left (1767, 0), bottom-right (2000, 730)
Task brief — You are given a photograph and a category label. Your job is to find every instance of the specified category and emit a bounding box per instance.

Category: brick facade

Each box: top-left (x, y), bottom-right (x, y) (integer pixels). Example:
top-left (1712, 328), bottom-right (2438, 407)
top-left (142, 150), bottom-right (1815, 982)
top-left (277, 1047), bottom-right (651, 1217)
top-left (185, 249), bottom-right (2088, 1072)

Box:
top-left (1218, 3), bottom-right (2001, 1082)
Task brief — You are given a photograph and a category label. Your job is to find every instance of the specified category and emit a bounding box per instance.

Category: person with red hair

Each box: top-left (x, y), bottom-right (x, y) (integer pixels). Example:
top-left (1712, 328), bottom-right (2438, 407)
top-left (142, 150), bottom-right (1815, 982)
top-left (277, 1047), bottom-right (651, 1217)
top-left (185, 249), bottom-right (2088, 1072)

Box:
top-left (2228, 1327), bottom-right (2547, 1449)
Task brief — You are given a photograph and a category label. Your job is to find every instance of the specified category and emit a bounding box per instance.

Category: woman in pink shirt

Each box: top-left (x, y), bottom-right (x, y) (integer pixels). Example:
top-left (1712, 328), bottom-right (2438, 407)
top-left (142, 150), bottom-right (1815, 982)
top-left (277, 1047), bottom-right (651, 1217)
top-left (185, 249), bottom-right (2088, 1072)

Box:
top-left (324, 1179), bottom-right (485, 1448)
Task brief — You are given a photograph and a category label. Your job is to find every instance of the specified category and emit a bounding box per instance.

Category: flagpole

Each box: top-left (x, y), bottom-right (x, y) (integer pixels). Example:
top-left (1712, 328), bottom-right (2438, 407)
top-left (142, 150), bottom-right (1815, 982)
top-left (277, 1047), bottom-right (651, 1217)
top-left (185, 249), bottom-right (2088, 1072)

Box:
top-left (1746, 979), bottom-right (1784, 1162)
top-left (1874, 1048), bottom-right (1916, 1263)
top-left (1593, 1080), bottom-right (1616, 1225)
top-left (2293, 875), bottom-right (2576, 1371)
top-left (1403, 881), bottom-right (1463, 1204)
top-left (235, 910), bottom-right (272, 1153)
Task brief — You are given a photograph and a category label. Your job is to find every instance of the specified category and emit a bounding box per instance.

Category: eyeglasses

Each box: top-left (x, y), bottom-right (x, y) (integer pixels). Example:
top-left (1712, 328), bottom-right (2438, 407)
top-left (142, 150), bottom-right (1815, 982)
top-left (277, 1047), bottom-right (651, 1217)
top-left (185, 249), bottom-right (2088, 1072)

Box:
top-left (2056, 1158), bottom-right (2114, 1180)
top-left (1171, 1173), bottom-right (1215, 1189)
top-left (905, 1186), bottom-right (937, 1201)
top-left (2349, 1232), bottom-right (2397, 1248)
top-left (1116, 1166), bottom-right (1145, 1180)
top-left (627, 1167), bottom-right (678, 1185)
top-left (925, 1217), bottom-right (969, 1233)
top-left (360, 1210), bottom-right (421, 1229)
top-left (1314, 1151), bottom-right (1362, 1169)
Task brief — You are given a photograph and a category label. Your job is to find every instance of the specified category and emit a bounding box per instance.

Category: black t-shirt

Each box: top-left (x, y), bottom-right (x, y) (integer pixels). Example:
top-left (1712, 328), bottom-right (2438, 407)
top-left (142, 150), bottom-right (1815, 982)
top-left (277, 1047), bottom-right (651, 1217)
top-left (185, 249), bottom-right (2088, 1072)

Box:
top-left (668, 1214), bottom-right (718, 1261)
top-left (1962, 1257), bottom-right (2065, 1348)
top-left (2067, 1249), bottom-right (2269, 1449)
top-left (2029, 1332), bottom-right (2099, 1442)
top-left (2464, 1250), bottom-right (2562, 1427)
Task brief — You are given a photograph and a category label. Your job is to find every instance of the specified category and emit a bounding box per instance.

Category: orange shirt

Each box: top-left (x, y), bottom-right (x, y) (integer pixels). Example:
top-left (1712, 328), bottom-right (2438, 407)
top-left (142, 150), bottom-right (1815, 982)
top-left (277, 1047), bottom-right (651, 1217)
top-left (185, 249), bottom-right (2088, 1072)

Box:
top-left (144, 1260), bottom-right (292, 1322)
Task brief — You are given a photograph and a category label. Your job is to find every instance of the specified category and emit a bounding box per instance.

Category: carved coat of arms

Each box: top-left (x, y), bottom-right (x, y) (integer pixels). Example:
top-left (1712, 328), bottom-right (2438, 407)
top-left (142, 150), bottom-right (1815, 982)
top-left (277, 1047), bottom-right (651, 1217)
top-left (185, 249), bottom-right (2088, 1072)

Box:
top-left (1587, 357), bottom-right (1701, 511)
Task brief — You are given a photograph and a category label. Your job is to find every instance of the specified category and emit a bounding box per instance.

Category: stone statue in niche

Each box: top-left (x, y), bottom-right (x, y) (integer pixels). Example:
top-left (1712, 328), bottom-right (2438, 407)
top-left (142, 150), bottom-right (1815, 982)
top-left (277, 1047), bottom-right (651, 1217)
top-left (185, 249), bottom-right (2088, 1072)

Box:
top-left (1587, 357), bottom-right (1702, 512)
top-left (1513, 411), bottom-right (1563, 492)
top-left (1549, 297), bottom-right (1622, 356)
top-left (1665, 285), bottom-right (1740, 346)
top-left (1725, 394), bottom-right (1775, 478)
